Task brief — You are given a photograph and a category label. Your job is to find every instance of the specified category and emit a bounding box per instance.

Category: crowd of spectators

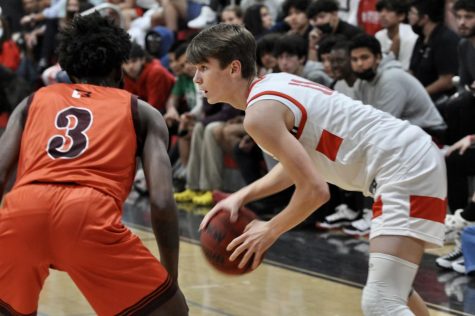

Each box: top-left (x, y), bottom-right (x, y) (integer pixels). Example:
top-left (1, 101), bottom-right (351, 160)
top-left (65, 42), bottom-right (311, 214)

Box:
top-left (1, 0), bottom-right (475, 276)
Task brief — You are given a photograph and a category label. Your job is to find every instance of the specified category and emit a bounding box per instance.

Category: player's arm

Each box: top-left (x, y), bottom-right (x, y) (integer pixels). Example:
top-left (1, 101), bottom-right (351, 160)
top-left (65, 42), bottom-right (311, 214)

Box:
top-left (138, 99), bottom-right (180, 281)
top-left (243, 100), bottom-right (330, 235)
top-left (0, 97), bottom-right (29, 198)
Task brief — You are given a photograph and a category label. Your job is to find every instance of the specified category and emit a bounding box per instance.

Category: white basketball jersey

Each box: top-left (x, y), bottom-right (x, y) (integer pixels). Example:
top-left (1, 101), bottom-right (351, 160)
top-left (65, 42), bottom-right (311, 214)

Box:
top-left (247, 73), bottom-right (433, 196)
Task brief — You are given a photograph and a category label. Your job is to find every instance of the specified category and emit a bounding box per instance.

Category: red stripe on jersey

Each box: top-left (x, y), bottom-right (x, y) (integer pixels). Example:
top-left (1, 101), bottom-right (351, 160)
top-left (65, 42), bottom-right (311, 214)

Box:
top-left (409, 196), bottom-right (446, 223)
top-left (315, 129), bottom-right (343, 161)
top-left (289, 79), bottom-right (334, 95)
top-left (372, 196), bottom-right (383, 219)
top-left (247, 91), bottom-right (308, 139)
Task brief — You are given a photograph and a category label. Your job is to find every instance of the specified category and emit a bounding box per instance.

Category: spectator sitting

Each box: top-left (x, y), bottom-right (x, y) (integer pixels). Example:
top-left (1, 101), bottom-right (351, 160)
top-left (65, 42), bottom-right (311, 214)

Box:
top-left (350, 34), bottom-right (446, 139)
top-left (375, 0), bottom-right (418, 71)
top-left (409, 0), bottom-right (460, 103)
top-left (282, 0), bottom-right (313, 38)
top-left (243, 4), bottom-right (273, 40)
top-left (123, 42), bottom-right (175, 113)
top-left (274, 34), bottom-right (332, 86)
top-left (0, 15), bottom-right (20, 71)
top-left (220, 5), bottom-right (244, 26)
top-left (307, 0), bottom-right (363, 61)
top-left (329, 40), bottom-right (357, 98)
top-left (256, 32), bottom-right (280, 76)
top-left (315, 34), bottom-right (347, 79)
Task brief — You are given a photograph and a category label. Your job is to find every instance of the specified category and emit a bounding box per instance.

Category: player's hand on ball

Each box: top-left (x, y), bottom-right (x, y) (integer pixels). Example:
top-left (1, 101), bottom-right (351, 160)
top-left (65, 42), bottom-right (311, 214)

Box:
top-left (199, 194), bottom-right (243, 230)
top-left (227, 220), bottom-right (278, 270)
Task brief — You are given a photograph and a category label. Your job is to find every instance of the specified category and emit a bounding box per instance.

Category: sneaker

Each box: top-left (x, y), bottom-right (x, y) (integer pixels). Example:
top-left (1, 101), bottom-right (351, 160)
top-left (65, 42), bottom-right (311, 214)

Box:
top-left (444, 209), bottom-right (474, 244)
top-left (452, 257), bottom-right (466, 274)
top-left (187, 6), bottom-right (216, 29)
top-left (192, 190), bottom-right (213, 206)
top-left (342, 209), bottom-right (372, 236)
top-left (174, 189), bottom-right (200, 203)
top-left (436, 245), bottom-right (463, 269)
top-left (315, 204), bottom-right (359, 229)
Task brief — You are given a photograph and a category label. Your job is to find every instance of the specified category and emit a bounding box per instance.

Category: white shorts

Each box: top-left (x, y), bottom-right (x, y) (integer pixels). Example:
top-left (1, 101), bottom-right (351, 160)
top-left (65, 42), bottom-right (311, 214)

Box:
top-left (370, 143), bottom-right (447, 248)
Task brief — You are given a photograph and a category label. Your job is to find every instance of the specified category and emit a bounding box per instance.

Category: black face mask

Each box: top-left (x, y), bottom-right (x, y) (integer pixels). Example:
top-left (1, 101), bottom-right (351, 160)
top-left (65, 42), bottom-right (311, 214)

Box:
top-left (411, 24), bottom-right (424, 37)
top-left (317, 23), bottom-right (333, 34)
top-left (354, 68), bottom-right (377, 81)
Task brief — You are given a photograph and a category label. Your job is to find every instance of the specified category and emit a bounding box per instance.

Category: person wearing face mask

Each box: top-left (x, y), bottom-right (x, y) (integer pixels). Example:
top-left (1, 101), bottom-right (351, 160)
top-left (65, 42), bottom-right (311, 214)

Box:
top-left (306, 0), bottom-right (364, 61)
top-left (408, 0), bottom-right (460, 103)
top-left (351, 34), bottom-right (446, 143)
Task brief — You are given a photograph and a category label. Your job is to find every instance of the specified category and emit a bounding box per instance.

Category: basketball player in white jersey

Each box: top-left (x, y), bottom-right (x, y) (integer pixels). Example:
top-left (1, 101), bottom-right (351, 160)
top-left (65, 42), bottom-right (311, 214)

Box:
top-left (191, 24), bottom-right (445, 316)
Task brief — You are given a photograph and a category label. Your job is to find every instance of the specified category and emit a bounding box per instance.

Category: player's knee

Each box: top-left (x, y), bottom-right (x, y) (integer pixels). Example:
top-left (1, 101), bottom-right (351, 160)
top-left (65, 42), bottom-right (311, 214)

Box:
top-left (361, 253), bottom-right (419, 316)
top-left (361, 282), bottom-right (413, 316)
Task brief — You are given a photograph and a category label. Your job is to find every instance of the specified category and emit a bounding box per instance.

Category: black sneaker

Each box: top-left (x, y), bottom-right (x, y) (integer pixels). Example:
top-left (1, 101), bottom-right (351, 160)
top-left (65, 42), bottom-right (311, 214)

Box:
top-left (436, 246), bottom-right (463, 269)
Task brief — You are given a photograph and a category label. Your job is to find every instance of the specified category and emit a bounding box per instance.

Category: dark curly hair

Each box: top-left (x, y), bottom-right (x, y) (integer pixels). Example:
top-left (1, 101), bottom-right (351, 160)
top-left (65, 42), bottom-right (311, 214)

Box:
top-left (57, 12), bottom-right (131, 82)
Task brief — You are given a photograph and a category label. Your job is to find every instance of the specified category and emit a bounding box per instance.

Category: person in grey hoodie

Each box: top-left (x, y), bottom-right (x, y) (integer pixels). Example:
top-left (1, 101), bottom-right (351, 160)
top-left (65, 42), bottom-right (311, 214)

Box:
top-left (350, 34), bottom-right (446, 138)
top-left (273, 33), bottom-right (333, 87)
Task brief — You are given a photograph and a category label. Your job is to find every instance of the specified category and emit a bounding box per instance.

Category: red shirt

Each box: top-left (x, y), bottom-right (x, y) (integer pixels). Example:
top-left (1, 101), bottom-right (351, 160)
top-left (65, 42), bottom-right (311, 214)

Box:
top-left (15, 84), bottom-right (138, 204)
top-left (357, 0), bottom-right (382, 36)
top-left (0, 40), bottom-right (21, 71)
top-left (123, 59), bottom-right (175, 113)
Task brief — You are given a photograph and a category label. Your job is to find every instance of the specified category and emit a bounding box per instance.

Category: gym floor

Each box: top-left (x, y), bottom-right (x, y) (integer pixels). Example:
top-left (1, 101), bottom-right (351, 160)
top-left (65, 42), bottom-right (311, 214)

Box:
top-left (37, 196), bottom-right (475, 315)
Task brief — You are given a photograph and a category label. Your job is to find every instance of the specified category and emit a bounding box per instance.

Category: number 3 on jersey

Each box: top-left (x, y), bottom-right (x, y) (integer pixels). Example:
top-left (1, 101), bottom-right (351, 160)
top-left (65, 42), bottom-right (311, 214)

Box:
top-left (47, 107), bottom-right (93, 159)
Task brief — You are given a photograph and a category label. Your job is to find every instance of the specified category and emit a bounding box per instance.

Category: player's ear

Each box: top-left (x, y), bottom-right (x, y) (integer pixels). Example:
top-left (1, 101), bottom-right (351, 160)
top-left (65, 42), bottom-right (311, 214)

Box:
top-left (230, 60), bottom-right (242, 76)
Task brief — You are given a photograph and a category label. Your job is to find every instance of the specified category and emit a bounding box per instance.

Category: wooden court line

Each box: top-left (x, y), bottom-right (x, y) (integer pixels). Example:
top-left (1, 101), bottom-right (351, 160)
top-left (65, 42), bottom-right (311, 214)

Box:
top-left (127, 222), bottom-right (471, 316)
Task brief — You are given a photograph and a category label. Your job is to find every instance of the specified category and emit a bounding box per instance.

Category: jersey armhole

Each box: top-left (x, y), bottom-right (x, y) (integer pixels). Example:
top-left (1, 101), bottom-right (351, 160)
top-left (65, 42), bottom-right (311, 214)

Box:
top-left (131, 95), bottom-right (144, 157)
top-left (22, 93), bottom-right (35, 128)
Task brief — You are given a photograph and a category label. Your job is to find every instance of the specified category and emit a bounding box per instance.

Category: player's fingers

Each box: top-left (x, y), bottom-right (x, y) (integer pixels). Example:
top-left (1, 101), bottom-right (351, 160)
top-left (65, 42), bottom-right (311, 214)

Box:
top-left (252, 250), bottom-right (263, 270)
top-left (227, 234), bottom-right (247, 252)
top-left (199, 206), bottom-right (220, 230)
top-left (238, 246), bottom-right (255, 269)
top-left (229, 207), bottom-right (240, 222)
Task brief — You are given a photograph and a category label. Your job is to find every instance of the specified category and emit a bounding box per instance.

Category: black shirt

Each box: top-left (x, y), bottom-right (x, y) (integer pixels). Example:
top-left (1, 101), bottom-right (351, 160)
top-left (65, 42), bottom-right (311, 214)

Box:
top-left (458, 39), bottom-right (475, 89)
top-left (410, 23), bottom-right (460, 101)
top-left (334, 20), bottom-right (364, 40)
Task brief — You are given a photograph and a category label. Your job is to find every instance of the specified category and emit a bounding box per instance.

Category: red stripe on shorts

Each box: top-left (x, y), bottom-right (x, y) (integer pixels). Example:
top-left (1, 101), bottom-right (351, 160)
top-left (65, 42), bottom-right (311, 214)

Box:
top-left (315, 129), bottom-right (343, 161)
top-left (409, 195), bottom-right (446, 223)
top-left (372, 196), bottom-right (383, 219)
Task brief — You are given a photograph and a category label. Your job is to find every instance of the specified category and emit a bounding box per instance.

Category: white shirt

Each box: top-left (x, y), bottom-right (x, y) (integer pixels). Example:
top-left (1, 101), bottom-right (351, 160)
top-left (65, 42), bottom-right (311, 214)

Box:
top-left (247, 73), bottom-right (432, 196)
top-left (375, 23), bottom-right (418, 71)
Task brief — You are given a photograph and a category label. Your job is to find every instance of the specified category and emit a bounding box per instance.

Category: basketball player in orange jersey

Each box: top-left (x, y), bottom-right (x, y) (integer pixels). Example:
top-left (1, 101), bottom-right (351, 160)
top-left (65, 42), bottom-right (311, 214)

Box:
top-left (195, 24), bottom-right (445, 316)
top-left (0, 13), bottom-right (188, 316)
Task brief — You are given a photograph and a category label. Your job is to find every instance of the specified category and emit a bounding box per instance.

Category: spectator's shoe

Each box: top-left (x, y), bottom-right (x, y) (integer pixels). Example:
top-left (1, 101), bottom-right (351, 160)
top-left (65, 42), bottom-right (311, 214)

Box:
top-left (452, 257), bottom-right (466, 274)
top-left (212, 190), bottom-right (231, 204)
top-left (174, 189), bottom-right (200, 203)
top-left (342, 209), bottom-right (372, 237)
top-left (444, 209), bottom-right (474, 244)
top-left (316, 204), bottom-right (359, 229)
top-left (187, 6), bottom-right (216, 29)
top-left (192, 191), bottom-right (213, 206)
top-left (436, 245), bottom-right (463, 269)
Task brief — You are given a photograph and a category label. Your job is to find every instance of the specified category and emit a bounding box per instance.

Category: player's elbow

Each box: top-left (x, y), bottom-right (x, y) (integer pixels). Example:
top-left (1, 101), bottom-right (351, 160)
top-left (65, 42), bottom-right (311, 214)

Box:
top-left (149, 196), bottom-right (177, 220)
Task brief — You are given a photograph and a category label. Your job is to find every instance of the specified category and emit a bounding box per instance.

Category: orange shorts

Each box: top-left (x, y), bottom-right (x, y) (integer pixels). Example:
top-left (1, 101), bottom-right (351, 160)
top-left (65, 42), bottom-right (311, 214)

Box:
top-left (0, 183), bottom-right (176, 315)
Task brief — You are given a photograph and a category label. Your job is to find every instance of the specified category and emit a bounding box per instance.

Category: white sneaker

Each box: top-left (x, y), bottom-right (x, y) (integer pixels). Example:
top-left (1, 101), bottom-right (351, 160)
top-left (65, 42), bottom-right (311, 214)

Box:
top-left (444, 209), bottom-right (474, 244)
top-left (315, 204), bottom-right (359, 229)
top-left (342, 209), bottom-right (372, 236)
top-left (452, 256), bottom-right (466, 274)
top-left (187, 6), bottom-right (216, 29)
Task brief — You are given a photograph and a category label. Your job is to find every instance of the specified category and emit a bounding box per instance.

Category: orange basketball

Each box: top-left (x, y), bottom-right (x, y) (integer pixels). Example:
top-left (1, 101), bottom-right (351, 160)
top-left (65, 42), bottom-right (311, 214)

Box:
top-left (200, 208), bottom-right (260, 275)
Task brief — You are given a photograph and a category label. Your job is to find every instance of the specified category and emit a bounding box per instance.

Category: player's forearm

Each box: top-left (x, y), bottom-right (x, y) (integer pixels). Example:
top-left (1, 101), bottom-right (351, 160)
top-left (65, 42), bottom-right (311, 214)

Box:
top-left (235, 163), bottom-right (294, 205)
top-left (151, 200), bottom-right (180, 281)
top-left (269, 184), bottom-right (330, 236)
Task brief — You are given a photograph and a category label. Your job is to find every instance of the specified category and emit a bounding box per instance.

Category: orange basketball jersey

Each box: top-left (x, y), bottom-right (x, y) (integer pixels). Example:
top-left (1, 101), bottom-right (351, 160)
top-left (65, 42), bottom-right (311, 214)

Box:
top-left (15, 84), bottom-right (139, 204)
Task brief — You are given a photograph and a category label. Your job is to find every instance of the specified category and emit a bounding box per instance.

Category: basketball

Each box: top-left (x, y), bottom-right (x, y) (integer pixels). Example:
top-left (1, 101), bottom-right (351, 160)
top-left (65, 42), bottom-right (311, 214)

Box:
top-left (200, 208), bottom-right (260, 275)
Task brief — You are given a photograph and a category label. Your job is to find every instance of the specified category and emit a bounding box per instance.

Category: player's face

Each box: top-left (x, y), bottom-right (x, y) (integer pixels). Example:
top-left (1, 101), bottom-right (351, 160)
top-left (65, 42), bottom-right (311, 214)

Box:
top-left (330, 49), bottom-right (351, 80)
top-left (193, 57), bottom-right (232, 104)
top-left (455, 9), bottom-right (475, 38)
top-left (379, 9), bottom-right (404, 28)
top-left (350, 47), bottom-right (378, 73)
top-left (277, 53), bottom-right (304, 75)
